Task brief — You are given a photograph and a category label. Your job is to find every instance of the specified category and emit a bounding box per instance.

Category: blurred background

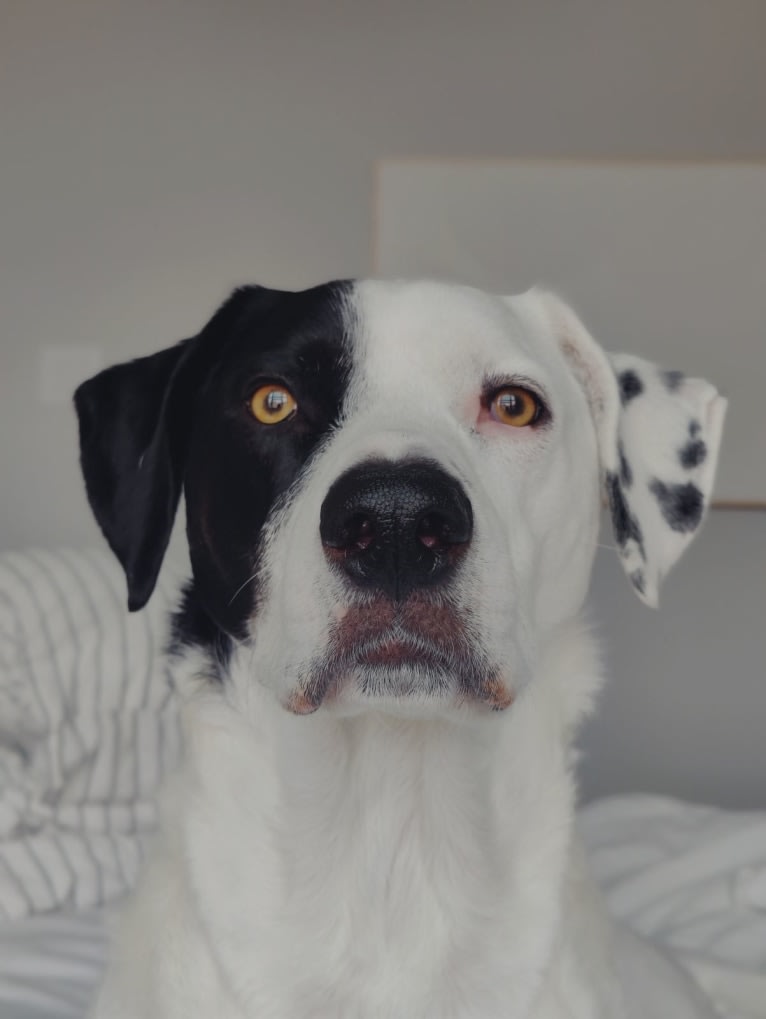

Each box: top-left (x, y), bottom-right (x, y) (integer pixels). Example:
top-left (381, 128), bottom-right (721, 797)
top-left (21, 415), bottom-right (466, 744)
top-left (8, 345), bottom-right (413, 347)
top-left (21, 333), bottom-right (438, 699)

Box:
top-left (1, 0), bottom-right (764, 806)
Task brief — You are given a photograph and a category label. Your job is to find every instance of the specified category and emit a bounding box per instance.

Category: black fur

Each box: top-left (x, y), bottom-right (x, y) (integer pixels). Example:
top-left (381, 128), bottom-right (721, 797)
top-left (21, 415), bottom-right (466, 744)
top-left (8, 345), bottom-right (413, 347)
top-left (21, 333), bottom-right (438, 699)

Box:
top-left (629, 569), bottom-right (646, 596)
top-left (74, 342), bottom-right (195, 612)
top-left (170, 582), bottom-right (234, 681)
top-left (618, 369), bottom-right (643, 405)
top-left (618, 441), bottom-right (633, 488)
top-left (75, 281), bottom-right (353, 647)
top-left (649, 479), bottom-right (704, 533)
top-left (679, 437), bottom-right (707, 469)
top-left (662, 369), bottom-right (684, 392)
top-left (605, 472), bottom-right (645, 560)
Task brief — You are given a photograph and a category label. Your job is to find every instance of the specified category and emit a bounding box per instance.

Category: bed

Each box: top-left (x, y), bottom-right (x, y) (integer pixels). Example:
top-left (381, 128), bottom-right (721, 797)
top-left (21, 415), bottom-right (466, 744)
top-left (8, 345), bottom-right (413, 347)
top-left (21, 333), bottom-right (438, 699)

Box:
top-left (1, 548), bottom-right (764, 1018)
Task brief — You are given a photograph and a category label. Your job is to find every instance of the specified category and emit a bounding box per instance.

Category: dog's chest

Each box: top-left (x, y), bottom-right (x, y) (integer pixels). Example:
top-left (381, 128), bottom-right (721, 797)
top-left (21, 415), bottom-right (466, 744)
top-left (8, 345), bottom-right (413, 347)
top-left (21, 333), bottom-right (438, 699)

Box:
top-left (179, 708), bottom-right (565, 1018)
top-left (287, 786), bottom-right (517, 1013)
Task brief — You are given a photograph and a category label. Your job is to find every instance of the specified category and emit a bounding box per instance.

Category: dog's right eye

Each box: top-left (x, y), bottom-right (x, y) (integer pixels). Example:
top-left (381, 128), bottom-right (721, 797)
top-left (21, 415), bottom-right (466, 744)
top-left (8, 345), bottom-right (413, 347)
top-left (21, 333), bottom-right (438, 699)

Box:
top-left (489, 386), bottom-right (544, 428)
top-left (249, 384), bottom-right (298, 425)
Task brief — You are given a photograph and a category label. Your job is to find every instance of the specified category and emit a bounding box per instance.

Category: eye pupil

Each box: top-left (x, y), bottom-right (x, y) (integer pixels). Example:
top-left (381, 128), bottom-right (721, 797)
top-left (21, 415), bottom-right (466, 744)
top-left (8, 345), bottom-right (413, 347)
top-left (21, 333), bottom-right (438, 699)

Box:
top-left (490, 386), bottom-right (542, 428)
top-left (499, 393), bottom-right (521, 415)
top-left (249, 384), bottom-right (297, 424)
top-left (265, 391), bottom-right (286, 412)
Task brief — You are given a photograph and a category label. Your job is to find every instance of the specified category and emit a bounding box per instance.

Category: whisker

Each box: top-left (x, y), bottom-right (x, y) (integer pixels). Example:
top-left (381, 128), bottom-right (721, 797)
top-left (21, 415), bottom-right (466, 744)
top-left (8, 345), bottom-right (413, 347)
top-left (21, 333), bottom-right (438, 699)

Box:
top-left (228, 571), bottom-right (259, 606)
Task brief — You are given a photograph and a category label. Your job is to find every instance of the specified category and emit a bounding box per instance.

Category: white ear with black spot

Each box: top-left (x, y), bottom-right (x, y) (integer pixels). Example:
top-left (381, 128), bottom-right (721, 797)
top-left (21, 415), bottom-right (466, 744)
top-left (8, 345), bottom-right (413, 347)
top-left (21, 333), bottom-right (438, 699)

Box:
top-left (526, 290), bottom-right (727, 607)
top-left (606, 352), bottom-right (726, 606)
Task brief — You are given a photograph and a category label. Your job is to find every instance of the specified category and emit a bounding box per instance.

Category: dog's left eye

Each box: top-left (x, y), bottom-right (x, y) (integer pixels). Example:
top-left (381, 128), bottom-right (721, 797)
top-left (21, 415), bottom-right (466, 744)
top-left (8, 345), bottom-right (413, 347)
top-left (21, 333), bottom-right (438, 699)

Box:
top-left (489, 386), bottom-right (543, 428)
top-left (249, 384), bottom-right (298, 425)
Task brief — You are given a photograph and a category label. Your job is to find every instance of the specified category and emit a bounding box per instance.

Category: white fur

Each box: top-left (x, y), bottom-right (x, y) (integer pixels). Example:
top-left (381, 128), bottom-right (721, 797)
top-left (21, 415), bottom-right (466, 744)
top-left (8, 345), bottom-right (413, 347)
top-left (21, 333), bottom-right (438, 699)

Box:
top-left (91, 282), bottom-right (723, 1018)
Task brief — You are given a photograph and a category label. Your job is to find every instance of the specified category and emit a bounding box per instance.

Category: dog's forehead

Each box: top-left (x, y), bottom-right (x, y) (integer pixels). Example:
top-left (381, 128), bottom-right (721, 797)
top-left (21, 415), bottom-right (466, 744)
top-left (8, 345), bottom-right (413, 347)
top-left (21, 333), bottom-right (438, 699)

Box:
top-left (350, 280), bottom-right (559, 390)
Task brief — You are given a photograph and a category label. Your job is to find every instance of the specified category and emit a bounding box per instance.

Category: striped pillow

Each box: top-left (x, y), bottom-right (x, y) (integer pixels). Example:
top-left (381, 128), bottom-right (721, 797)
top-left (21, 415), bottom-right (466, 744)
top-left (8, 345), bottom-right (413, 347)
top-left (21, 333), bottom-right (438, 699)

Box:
top-left (0, 547), bottom-right (185, 918)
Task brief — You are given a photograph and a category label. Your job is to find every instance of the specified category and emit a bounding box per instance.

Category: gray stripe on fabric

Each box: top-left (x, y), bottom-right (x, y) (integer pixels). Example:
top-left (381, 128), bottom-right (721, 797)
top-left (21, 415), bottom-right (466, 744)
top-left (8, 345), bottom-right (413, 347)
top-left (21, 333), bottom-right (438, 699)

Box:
top-left (22, 834), bottom-right (62, 907)
top-left (78, 803), bottom-right (105, 907)
top-left (82, 548), bottom-right (131, 714)
top-left (61, 549), bottom-right (117, 802)
top-left (50, 830), bottom-right (79, 907)
top-left (26, 551), bottom-right (89, 756)
top-left (1, 559), bottom-right (64, 789)
top-left (0, 850), bottom-right (35, 914)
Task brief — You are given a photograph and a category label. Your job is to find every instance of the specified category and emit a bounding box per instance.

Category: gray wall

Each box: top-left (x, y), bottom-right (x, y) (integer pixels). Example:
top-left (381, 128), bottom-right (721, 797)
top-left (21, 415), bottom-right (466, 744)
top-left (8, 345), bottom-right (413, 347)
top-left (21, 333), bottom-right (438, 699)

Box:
top-left (581, 509), bottom-right (765, 809)
top-left (1, 0), bottom-right (764, 805)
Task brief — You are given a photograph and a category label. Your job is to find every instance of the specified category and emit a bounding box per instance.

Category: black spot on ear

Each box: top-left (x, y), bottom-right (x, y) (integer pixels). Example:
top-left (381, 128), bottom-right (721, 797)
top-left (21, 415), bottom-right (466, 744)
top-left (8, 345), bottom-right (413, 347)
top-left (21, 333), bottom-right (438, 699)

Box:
top-left (618, 441), bottom-right (633, 488)
top-left (629, 570), bottom-right (646, 596)
top-left (606, 472), bottom-right (645, 559)
top-left (688, 419), bottom-right (701, 437)
top-left (618, 370), bottom-right (644, 405)
top-left (649, 479), bottom-right (704, 533)
top-left (679, 438), bottom-right (707, 469)
top-left (662, 369), bottom-right (684, 392)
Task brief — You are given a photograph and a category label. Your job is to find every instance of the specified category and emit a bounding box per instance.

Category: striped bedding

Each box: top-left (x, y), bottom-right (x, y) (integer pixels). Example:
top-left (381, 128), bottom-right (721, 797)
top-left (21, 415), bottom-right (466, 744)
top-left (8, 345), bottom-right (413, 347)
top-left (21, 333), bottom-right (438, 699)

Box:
top-left (0, 547), bottom-right (185, 919)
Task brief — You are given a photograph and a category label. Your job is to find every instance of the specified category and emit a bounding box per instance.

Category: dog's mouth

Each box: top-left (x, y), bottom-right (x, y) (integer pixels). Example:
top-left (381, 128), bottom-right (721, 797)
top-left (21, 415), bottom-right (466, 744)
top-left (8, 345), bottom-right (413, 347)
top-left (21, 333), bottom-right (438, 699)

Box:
top-left (287, 594), bottom-right (513, 715)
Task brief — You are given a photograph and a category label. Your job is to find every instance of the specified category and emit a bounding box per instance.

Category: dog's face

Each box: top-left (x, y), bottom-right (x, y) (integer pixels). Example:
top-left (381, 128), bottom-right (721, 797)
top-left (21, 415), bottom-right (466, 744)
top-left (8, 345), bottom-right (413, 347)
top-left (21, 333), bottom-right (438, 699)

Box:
top-left (75, 280), bottom-right (725, 719)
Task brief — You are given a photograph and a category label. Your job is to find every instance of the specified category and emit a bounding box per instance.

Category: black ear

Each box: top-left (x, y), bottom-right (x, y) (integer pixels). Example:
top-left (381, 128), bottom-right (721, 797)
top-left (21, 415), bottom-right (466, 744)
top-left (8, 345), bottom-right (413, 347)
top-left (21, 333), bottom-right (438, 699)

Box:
top-left (74, 340), bottom-right (194, 611)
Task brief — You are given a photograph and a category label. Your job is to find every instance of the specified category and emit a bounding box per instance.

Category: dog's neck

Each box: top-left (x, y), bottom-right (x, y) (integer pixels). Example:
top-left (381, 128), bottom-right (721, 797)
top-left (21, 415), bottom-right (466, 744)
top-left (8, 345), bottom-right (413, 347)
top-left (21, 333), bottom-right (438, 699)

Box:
top-left (174, 619), bottom-right (604, 1016)
top-left (184, 616), bottom-right (600, 820)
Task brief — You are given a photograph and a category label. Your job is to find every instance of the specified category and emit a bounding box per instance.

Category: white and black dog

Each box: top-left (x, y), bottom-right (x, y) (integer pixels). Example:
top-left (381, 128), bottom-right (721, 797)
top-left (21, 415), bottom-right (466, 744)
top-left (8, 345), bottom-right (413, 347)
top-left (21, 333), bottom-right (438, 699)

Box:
top-left (75, 280), bottom-right (725, 1018)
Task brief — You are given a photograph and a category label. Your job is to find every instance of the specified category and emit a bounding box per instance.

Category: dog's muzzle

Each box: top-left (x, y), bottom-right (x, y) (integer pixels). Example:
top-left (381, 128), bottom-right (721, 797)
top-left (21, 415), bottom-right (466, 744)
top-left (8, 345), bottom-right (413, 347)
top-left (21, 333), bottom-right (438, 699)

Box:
top-left (319, 459), bottom-right (473, 600)
top-left (286, 459), bottom-right (510, 715)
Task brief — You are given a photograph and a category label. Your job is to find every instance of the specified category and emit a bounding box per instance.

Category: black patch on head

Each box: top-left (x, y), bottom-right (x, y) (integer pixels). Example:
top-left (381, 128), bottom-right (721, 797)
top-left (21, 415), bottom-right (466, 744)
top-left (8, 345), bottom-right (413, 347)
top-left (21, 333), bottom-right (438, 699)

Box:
top-left (618, 369), bottom-right (644, 405)
top-left (75, 280), bottom-right (355, 660)
top-left (679, 437), bottom-right (707, 469)
top-left (629, 570), bottom-right (646, 596)
top-left (605, 472), bottom-right (645, 559)
top-left (182, 282), bottom-right (354, 644)
top-left (688, 419), bottom-right (701, 437)
top-left (618, 441), bottom-right (633, 488)
top-left (649, 479), bottom-right (704, 533)
top-left (662, 369), bottom-right (684, 392)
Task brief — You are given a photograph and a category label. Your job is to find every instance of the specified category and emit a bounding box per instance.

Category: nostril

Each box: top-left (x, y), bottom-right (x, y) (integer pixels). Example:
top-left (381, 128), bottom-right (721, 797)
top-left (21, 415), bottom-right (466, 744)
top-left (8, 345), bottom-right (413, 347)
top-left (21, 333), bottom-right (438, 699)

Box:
top-left (346, 513), bottom-right (375, 552)
top-left (416, 512), bottom-right (454, 552)
top-left (327, 512), bottom-right (376, 552)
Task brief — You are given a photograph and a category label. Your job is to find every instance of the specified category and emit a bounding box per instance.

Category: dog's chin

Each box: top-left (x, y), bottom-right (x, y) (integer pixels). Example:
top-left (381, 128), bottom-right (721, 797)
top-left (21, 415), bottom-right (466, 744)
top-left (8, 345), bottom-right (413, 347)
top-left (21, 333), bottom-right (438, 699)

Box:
top-left (338, 662), bottom-right (456, 716)
top-left (283, 595), bottom-right (515, 718)
top-left (286, 655), bottom-right (515, 719)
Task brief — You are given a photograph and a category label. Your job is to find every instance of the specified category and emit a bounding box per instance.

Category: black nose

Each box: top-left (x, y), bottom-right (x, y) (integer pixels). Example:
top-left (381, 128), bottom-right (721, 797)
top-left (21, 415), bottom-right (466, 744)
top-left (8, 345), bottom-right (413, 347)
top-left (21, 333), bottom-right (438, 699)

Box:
top-left (319, 459), bottom-right (473, 601)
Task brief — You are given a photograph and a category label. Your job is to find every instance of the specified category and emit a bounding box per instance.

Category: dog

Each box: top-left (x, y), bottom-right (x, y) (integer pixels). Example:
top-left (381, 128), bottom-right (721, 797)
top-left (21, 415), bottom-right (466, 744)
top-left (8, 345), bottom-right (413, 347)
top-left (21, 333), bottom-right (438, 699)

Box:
top-left (75, 279), bottom-right (726, 1018)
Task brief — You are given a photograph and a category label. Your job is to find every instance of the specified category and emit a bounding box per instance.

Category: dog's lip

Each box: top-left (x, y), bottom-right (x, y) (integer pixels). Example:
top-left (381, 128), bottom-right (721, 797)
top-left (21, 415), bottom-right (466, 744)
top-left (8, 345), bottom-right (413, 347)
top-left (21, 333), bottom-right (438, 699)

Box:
top-left (285, 596), bottom-right (515, 715)
top-left (286, 634), bottom-right (515, 716)
top-left (352, 635), bottom-right (446, 669)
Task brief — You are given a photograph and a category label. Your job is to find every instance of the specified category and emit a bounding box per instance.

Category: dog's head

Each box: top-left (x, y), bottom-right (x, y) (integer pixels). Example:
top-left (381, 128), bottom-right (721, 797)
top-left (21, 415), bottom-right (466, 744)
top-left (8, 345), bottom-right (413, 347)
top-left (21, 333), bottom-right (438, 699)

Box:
top-left (75, 280), bottom-right (725, 717)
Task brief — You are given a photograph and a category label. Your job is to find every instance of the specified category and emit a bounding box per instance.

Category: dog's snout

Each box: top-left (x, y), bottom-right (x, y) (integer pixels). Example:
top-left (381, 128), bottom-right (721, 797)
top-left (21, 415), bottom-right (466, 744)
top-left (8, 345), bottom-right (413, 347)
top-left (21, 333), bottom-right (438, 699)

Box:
top-left (319, 459), bottom-right (473, 600)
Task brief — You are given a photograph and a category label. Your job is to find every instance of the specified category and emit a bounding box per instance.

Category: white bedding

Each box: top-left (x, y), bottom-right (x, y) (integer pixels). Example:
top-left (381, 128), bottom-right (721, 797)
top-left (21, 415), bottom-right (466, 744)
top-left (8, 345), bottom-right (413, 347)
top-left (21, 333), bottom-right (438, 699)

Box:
top-left (0, 548), bottom-right (184, 921)
top-left (0, 795), bottom-right (764, 1018)
top-left (0, 908), bottom-right (106, 1019)
top-left (581, 795), bottom-right (766, 1018)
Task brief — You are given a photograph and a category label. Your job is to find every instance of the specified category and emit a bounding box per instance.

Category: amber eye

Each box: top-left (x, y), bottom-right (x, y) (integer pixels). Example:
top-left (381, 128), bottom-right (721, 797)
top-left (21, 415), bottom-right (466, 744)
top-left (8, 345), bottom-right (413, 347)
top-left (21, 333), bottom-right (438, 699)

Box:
top-left (249, 384), bottom-right (297, 424)
top-left (490, 386), bottom-right (542, 428)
